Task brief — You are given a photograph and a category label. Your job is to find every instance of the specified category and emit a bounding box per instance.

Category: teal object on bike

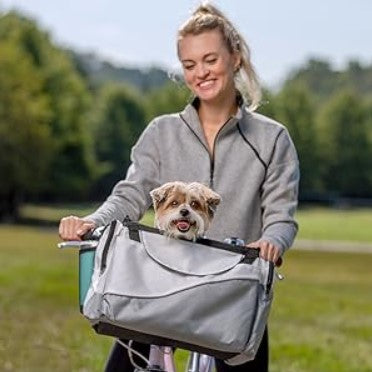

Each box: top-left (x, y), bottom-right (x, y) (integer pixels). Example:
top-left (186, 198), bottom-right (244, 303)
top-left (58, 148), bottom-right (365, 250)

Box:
top-left (79, 247), bottom-right (96, 310)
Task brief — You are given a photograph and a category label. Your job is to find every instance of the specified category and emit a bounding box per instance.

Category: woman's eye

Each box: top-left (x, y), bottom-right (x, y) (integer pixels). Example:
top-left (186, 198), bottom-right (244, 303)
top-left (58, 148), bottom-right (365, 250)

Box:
top-left (184, 65), bottom-right (194, 70)
top-left (206, 59), bottom-right (217, 64)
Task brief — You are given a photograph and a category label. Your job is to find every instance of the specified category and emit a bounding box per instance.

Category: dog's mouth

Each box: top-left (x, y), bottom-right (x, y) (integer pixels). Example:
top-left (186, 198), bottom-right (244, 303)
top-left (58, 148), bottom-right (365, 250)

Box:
top-left (173, 219), bottom-right (196, 233)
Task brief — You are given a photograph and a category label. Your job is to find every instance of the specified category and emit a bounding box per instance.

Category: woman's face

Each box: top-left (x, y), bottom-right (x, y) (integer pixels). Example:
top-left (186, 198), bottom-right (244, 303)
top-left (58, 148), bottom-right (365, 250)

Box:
top-left (178, 30), bottom-right (240, 104)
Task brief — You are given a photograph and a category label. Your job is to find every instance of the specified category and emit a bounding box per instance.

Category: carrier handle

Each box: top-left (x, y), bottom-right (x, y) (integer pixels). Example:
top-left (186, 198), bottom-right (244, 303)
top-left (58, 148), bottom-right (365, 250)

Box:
top-left (266, 262), bottom-right (275, 295)
top-left (123, 218), bottom-right (261, 261)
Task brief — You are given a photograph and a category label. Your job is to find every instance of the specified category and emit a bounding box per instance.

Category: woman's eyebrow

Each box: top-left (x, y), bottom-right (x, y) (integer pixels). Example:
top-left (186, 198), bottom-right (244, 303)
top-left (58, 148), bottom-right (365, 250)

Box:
top-left (181, 52), bottom-right (218, 63)
top-left (204, 52), bottom-right (218, 58)
top-left (181, 58), bottom-right (195, 64)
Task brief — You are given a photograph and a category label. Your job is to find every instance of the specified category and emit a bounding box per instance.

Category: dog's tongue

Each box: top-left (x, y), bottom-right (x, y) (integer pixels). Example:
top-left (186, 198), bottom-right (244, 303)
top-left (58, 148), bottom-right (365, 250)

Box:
top-left (176, 220), bottom-right (190, 231)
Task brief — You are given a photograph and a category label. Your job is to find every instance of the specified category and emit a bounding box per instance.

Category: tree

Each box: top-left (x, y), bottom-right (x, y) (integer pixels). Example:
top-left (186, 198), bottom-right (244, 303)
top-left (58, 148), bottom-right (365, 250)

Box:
top-left (144, 81), bottom-right (191, 122)
top-left (0, 41), bottom-right (52, 219)
top-left (0, 12), bottom-right (96, 201)
top-left (92, 84), bottom-right (146, 198)
top-left (284, 59), bottom-right (341, 102)
top-left (317, 90), bottom-right (372, 197)
top-left (284, 57), bottom-right (372, 104)
top-left (256, 88), bottom-right (278, 119)
top-left (275, 83), bottom-right (321, 197)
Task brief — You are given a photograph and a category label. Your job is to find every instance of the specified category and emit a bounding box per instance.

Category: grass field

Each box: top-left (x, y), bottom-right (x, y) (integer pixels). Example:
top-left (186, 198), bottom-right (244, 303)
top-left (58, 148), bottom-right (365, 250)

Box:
top-left (20, 204), bottom-right (372, 243)
top-left (296, 207), bottom-right (372, 243)
top-left (1, 207), bottom-right (372, 371)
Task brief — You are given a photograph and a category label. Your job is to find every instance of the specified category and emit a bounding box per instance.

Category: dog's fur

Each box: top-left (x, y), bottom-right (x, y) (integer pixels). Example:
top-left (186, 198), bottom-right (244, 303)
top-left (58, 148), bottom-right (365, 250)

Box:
top-left (150, 181), bottom-right (221, 241)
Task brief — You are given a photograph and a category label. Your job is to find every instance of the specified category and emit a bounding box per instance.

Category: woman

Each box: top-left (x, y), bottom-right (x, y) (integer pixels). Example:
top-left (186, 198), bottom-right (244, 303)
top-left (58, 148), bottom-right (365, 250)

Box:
top-left (59, 3), bottom-right (299, 371)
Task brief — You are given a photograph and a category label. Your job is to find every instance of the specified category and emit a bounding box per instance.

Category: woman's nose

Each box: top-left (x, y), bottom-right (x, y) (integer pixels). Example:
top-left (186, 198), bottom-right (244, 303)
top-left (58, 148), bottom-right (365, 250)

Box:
top-left (195, 63), bottom-right (209, 79)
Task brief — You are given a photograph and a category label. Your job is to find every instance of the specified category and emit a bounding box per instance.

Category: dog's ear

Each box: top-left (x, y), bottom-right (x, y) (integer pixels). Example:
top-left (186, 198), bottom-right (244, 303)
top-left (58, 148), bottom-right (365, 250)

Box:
top-left (205, 189), bottom-right (221, 217)
top-left (189, 182), bottom-right (221, 217)
top-left (150, 183), bottom-right (178, 210)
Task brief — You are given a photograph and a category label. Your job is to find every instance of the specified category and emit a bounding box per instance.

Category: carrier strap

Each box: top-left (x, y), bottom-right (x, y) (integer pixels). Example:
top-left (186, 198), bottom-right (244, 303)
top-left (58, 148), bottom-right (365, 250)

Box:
top-left (100, 220), bottom-right (117, 274)
top-left (123, 219), bottom-right (260, 263)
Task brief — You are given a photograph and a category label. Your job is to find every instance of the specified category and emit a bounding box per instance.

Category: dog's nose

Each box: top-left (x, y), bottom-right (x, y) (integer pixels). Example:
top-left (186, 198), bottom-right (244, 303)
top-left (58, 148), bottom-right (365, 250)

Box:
top-left (180, 208), bottom-right (189, 217)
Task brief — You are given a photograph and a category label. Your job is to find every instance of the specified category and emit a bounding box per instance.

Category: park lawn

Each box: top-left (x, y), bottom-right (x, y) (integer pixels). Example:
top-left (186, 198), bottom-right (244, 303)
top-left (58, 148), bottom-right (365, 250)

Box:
top-left (20, 204), bottom-right (101, 223)
top-left (1, 225), bottom-right (372, 371)
top-left (20, 204), bottom-right (372, 243)
top-left (295, 207), bottom-right (372, 243)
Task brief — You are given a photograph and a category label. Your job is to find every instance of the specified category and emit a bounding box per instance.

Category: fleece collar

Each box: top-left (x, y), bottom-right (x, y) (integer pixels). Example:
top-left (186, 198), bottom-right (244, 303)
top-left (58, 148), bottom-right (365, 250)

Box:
top-left (179, 97), bottom-right (246, 149)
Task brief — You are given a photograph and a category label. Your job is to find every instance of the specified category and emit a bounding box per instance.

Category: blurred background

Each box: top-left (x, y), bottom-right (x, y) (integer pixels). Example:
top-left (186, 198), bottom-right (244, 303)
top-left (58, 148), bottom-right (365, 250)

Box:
top-left (0, 1), bottom-right (371, 371)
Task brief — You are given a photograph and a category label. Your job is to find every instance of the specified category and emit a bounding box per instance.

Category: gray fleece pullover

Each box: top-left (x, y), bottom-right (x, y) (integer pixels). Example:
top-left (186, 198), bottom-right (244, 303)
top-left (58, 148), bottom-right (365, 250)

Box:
top-left (86, 101), bottom-right (300, 254)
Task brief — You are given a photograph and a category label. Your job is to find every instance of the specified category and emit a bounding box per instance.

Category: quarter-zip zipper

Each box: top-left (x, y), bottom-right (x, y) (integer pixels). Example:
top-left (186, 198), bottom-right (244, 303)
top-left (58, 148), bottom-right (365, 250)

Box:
top-left (180, 114), bottom-right (233, 189)
top-left (209, 117), bottom-right (232, 188)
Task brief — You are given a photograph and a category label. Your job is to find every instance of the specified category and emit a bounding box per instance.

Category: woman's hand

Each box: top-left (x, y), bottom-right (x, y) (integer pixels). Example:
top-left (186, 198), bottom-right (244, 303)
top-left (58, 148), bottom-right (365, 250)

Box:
top-left (247, 240), bottom-right (281, 263)
top-left (59, 216), bottom-right (96, 241)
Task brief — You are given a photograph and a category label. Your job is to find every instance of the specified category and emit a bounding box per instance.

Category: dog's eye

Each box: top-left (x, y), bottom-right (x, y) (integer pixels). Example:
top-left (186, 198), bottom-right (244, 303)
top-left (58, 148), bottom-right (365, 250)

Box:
top-left (171, 200), bottom-right (179, 206)
top-left (190, 201), bottom-right (200, 209)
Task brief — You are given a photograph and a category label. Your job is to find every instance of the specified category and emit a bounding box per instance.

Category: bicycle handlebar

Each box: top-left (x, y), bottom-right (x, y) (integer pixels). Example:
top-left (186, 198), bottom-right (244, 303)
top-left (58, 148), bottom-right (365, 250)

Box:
top-left (80, 226), bottom-right (105, 241)
top-left (59, 225), bottom-right (284, 266)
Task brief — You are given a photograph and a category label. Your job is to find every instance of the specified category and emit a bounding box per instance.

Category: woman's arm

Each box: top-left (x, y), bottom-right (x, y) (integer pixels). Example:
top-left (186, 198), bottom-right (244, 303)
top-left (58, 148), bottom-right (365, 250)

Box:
top-left (59, 120), bottom-right (161, 240)
top-left (85, 120), bottom-right (161, 226)
top-left (258, 128), bottom-right (300, 257)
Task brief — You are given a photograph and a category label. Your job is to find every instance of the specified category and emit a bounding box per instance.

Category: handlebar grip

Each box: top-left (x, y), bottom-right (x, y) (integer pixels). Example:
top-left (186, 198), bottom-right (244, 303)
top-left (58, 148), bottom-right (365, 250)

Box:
top-left (276, 256), bottom-right (283, 267)
top-left (80, 226), bottom-right (106, 241)
top-left (80, 229), bottom-right (96, 241)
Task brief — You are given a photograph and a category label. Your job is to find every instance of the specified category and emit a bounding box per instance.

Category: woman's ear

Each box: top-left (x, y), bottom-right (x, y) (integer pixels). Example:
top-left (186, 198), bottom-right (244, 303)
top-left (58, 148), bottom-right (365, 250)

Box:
top-left (233, 52), bottom-right (241, 72)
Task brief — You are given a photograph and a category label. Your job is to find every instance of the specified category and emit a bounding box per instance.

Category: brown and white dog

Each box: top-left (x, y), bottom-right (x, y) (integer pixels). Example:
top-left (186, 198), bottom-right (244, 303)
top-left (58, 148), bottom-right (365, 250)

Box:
top-left (150, 181), bottom-right (221, 241)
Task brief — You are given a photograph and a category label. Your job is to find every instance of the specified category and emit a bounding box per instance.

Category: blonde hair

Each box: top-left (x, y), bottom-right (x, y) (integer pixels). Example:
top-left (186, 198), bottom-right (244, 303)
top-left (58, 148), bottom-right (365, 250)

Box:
top-left (177, 2), bottom-right (262, 111)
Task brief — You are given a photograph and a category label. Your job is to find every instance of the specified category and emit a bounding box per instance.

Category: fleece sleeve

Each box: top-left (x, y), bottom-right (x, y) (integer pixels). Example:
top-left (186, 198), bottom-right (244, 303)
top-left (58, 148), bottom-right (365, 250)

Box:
top-left (84, 120), bottom-right (161, 226)
top-left (260, 128), bottom-right (300, 254)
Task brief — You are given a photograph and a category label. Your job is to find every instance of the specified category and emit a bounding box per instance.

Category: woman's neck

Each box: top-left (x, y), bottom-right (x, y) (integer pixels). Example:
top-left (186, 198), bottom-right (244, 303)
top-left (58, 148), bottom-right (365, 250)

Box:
top-left (198, 94), bottom-right (238, 128)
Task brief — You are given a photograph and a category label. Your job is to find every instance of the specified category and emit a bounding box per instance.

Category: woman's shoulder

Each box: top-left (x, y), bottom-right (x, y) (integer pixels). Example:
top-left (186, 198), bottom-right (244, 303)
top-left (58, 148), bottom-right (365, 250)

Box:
top-left (242, 110), bottom-right (286, 134)
top-left (240, 109), bottom-right (292, 143)
top-left (239, 109), bottom-right (295, 162)
top-left (136, 111), bottom-right (186, 145)
top-left (147, 111), bottom-right (185, 130)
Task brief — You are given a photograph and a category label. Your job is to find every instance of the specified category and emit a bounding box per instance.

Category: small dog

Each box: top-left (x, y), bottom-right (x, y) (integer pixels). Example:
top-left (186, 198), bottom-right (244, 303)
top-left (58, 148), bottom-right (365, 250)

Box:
top-left (150, 181), bottom-right (221, 241)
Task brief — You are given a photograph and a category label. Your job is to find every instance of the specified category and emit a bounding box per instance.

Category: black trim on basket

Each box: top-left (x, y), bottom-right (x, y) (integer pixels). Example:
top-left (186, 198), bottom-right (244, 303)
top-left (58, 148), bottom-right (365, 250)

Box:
top-left (124, 219), bottom-right (162, 236)
top-left (197, 237), bottom-right (259, 258)
top-left (128, 227), bottom-right (141, 242)
top-left (122, 219), bottom-right (260, 263)
top-left (100, 220), bottom-right (117, 274)
top-left (266, 261), bottom-right (275, 294)
top-left (78, 247), bottom-right (96, 253)
top-left (93, 322), bottom-right (239, 361)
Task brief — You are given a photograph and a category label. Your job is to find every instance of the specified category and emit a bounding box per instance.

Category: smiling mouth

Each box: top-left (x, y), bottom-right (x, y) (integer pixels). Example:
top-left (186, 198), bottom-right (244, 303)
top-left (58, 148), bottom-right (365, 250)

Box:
top-left (198, 80), bottom-right (215, 89)
top-left (173, 219), bottom-right (196, 232)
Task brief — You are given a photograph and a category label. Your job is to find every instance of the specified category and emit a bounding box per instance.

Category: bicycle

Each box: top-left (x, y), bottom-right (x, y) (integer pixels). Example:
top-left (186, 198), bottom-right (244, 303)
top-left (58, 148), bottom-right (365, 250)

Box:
top-left (58, 227), bottom-right (216, 372)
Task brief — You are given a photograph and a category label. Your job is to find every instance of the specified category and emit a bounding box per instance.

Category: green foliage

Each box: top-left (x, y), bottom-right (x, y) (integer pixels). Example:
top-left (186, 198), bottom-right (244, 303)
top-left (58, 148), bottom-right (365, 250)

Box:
top-left (71, 51), bottom-right (171, 91)
top-left (285, 58), bottom-right (372, 103)
top-left (275, 83), bottom-right (321, 194)
top-left (1, 8), bottom-right (371, 207)
top-left (317, 90), bottom-right (372, 197)
top-left (259, 60), bottom-right (372, 199)
top-left (257, 88), bottom-right (278, 118)
top-left (92, 84), bottom-right (146, 196)
top-left (0, 40), bottom-right (52, 218)
top-left (0, 12), bottom-right (96, 205)
top-left (144, 81), bottom-right (191, 122)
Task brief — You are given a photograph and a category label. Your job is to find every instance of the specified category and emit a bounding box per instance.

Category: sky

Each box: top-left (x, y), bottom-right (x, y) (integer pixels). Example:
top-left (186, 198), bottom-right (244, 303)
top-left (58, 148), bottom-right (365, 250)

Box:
top-left (1, 0), bottom-right (371, 88)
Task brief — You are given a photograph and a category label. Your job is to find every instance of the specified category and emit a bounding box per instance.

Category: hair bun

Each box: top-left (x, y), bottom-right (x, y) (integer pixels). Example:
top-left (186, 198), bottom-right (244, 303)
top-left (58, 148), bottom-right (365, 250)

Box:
top-left (193, 3), bottom-right (219, 17)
